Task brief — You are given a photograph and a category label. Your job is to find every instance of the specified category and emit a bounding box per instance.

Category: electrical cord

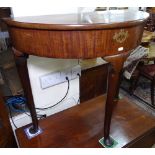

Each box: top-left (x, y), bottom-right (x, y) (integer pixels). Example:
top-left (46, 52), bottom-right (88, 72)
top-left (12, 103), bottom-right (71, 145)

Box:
top-left (8, 104), bottom-right (18, 129)
top-left (6, 96), bottom-right (26, 129)
top-left (6, 96), bottom-right (47, 116)
top-left (6, 96), bottom-right (27, 113)
top-left (7, 76), bottom-right (73, 128)
top-left (7, 106), bottom-right (46, 129)
top-left (8, 108), bottom-right (47, 129)
top-left (77, 73), bottom-right (81, 78)
top-left (77, 98), bottom-right (80, 104)
top-left (6, 96), bottom-right (46, 128)
top-left (35, 77), bottom-right (70, 110)
top-left (24, 112), bottom-right (46, 119)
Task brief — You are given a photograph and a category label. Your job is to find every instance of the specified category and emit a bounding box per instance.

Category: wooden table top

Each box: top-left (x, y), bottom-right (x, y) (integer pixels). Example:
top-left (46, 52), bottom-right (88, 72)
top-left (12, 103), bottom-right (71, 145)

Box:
top-left (4, 10), bottom-right (149, 30)
top-left (3, 10), bottom-right (149, 58)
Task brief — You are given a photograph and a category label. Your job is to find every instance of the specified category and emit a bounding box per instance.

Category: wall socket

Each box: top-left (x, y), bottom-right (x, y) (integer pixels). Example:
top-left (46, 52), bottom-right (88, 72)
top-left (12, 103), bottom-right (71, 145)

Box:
top-left (40, 65), bottom-right (81, 89)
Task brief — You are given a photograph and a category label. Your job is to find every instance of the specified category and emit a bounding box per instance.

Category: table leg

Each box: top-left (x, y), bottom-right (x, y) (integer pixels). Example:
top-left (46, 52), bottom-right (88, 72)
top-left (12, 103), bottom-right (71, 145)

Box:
top-left (115, 70), bottom-right (123, 99)
top-left (14, 50), bottom-right (39, 134)
top-left (103, 53), bottom-right (128, 147)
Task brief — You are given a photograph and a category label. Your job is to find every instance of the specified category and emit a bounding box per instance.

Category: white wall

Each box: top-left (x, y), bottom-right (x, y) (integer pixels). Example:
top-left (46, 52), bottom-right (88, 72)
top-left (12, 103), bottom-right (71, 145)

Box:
top-left (28, 56), bottom-right (80, 114)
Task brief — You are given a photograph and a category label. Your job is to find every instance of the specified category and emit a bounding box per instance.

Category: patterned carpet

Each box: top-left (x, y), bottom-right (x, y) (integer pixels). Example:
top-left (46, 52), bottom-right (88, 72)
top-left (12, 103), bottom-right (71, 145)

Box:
top-left (119, 86), bottom-right (155, 147)
top-left (120, 77), bottom-right (155, 116)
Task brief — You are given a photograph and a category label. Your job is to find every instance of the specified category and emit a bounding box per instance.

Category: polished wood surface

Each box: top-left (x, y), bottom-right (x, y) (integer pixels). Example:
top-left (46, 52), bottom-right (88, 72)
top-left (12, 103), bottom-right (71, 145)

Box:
top-left (3, 11), bottom-right (148, 58)
top-left (15, 95), bottom-right (155, 148)
top-left (0, 91), bottom-right (17, 147)
top-left (103, 52), bottom-right (129, 145)
top-left (80, 59), bottom-right (108, 102)
top-left (3, 10), bottom-right (149, 147)
top-left (4, 11), bottom-right (149, 29)
top-left (14, 53), bottom-right (39, 133)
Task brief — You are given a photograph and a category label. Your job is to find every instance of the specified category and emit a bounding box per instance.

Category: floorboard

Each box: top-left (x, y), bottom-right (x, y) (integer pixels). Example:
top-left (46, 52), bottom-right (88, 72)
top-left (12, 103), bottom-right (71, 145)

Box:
top-left (15, 95), bottom-right (155, 148)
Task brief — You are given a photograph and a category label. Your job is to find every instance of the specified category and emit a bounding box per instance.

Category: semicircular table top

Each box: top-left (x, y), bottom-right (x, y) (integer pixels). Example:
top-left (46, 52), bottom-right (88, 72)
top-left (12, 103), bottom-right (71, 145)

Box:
top-left (3, 10), bottom-right (149, 58)
top-left (2, 10), bottom-right (151, 148)
top-left (4, 10), bottom-right (149, 30)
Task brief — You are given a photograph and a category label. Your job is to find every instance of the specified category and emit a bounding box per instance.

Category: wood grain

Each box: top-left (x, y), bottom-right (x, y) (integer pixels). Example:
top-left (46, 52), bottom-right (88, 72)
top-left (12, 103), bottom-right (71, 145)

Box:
top-left (3, 10), bottom-right (149, 58)
top-left (8, 25), bottom-right (144, 58)
top-left (0, 91), bottom-right (17, 147)
top-left (3, 11), bottom-right (149, 30)
top-left (3, 10), bottom-right (150, 147)
top-left (15, 95), bottom-right (155, 148)
top-left (80, 60), bottom-right (108, 102)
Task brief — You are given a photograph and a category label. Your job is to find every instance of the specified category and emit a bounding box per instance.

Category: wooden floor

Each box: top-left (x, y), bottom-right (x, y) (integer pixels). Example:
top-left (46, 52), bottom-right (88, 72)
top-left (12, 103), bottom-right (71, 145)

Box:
top-left (15, 95), bottom-right (155, 148)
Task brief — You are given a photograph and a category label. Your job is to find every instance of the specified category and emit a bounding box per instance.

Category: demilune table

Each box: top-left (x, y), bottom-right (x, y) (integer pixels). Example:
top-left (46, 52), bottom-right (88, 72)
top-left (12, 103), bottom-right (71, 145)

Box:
top-left (3, 10), bottom-right (149, 147)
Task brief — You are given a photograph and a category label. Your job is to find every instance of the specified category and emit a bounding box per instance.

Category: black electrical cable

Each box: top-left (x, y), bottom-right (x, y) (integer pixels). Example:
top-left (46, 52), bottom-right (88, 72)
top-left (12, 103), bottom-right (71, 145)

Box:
top-left (24, 112), bottom-right (46, 119)
top-left (8, 106), bottom-right (46, 129)
top-left (6, 77), bottom-right (70, 128)
top-left (8, 104), bottom-right (18, 129)
top-left (77, 73), bottom-right (81, 78)
top-left (35, 77), bottom-right (70, 110)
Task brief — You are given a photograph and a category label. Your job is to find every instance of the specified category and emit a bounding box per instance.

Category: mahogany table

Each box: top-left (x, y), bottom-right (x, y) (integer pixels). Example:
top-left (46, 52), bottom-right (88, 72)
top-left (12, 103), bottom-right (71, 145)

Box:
top-left (3, 10), bottom-right (149, 147)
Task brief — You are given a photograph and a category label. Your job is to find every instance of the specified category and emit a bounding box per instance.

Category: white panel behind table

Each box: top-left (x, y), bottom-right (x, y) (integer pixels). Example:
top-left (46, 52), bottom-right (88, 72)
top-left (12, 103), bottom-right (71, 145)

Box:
top-left (27, 56), bottom-right (80, 116)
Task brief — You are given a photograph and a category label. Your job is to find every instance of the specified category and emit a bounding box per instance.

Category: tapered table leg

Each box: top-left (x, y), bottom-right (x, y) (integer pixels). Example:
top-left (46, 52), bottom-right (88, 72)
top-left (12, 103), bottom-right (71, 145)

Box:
top-left (103, 53), bottom-right (128, 147)
top-left (13, 49), bottom-right (39, 134)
